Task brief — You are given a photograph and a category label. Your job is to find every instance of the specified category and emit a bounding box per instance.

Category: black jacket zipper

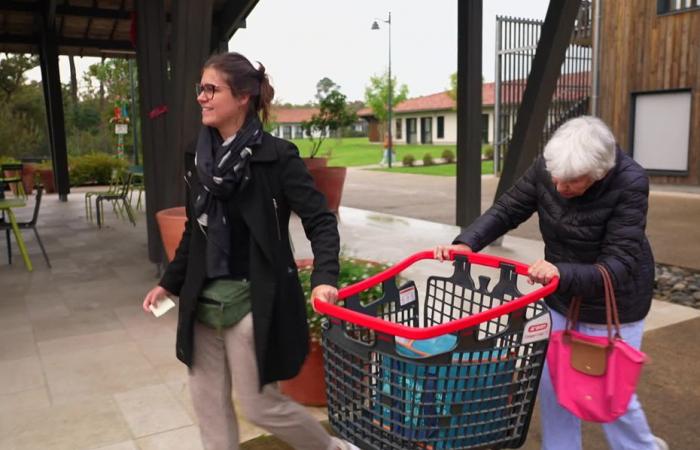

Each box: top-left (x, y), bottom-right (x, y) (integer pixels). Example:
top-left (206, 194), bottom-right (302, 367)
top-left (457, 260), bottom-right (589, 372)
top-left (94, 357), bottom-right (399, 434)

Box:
top-left (272, 198), bottom-right (282, 241)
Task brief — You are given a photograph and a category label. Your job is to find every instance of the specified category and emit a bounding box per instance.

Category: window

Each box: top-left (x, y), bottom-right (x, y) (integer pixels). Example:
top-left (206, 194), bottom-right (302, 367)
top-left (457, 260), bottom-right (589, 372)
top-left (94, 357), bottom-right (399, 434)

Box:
top-left (420, 117), bottom-right (432, 144)
top-left (295, 125), bottom-right (304, 139)
top-left (437, 116), bottom-right (444, 139)
top-left (631, 89), bottom-right (691, 174)
top-left (481, 114), bottom-right (490, 144)
top-left (282, 125), bottom-right (292, 139)
top-left (657, 0), bottom-right (700, 14)
top-left (395, 119), bottom-right (402, 139)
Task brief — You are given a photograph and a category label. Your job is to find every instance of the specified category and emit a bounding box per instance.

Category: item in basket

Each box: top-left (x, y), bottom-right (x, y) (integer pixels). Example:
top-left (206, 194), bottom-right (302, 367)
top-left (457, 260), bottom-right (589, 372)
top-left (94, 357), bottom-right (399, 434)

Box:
top-left (395, 334), bottom-right (458, 359)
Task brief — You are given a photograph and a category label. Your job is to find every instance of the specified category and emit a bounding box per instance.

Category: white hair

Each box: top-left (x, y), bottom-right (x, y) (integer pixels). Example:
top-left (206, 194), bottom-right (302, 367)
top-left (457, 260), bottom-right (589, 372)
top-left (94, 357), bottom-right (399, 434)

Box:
top-left (543, 116), bottom-right (616, 181)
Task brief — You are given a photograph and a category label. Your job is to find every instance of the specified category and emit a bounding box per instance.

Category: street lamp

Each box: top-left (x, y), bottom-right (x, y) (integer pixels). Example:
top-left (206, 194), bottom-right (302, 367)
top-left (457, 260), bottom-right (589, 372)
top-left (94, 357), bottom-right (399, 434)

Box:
top-left (371, 12), bottom-right (393, 168)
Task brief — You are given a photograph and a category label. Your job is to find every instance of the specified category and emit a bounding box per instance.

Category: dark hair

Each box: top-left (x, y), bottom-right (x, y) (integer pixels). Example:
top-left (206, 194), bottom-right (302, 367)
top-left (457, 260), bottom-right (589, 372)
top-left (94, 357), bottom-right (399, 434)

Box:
top-left (202, 52), bottom-right (275, 124)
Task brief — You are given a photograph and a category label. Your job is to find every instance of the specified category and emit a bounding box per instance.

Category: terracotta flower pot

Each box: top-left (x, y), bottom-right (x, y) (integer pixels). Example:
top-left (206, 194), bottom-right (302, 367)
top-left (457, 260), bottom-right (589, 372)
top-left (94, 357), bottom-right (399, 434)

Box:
top-left (302, 157), bottom-right (328, 171)
top-left (39, 169), bottom-right (55, 193)
top-left (279, 341), bottom-right (328, 406)
top-left (155, 206), bottom-right (187, 262)
top-left (308, 166), bottom-right (347, 214)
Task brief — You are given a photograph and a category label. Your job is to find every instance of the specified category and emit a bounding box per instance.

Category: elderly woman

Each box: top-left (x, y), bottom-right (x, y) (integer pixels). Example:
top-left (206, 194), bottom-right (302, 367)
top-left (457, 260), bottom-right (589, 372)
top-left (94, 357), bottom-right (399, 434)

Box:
top-left (435, 116), bottom-right (666, 450)
top-left (142, 52), bottom-right (357, 450)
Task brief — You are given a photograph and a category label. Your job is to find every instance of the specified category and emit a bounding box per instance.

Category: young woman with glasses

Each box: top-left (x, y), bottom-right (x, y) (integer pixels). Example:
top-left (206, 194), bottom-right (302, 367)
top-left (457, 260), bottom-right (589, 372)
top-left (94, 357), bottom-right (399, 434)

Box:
top-left (142, 52), bottom-right (356, 450)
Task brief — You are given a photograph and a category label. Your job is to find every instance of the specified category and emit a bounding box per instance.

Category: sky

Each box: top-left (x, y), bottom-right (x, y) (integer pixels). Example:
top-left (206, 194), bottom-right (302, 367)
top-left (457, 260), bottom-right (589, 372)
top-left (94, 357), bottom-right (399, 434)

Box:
top-left (25, 0), bottom-right (550, 105)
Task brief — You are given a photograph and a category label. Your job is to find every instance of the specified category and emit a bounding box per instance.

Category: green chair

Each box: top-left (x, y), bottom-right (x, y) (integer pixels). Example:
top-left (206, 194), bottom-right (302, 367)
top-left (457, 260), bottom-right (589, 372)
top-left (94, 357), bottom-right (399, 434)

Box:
top-left (0, 163), bottom-right (26, 199)
top-left (95, 172), bottom-right (136, 228)
top-left (84, 169), bottom-right (121, 221)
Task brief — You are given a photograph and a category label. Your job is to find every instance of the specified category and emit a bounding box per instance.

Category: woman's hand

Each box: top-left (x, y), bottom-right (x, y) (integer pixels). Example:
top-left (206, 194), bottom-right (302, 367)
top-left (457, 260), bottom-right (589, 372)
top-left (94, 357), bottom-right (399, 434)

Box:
top-left (142, 285), bottom-right (173, 314)
top-left (527, 259), bottom-right (560, 285)
top-left (310, 284), bottom-right (339, 311)
top-left (434, 244), bottom-right (472, 261)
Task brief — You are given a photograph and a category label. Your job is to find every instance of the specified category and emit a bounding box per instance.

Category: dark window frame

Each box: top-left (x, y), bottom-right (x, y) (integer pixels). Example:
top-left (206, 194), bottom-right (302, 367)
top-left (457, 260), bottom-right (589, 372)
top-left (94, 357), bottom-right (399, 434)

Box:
top-left (436, 116), bottom-right (445, 139)
top-left (657, 0), bottom-right (700, 15)
top-left (395, 118), bottom-right (402, 140)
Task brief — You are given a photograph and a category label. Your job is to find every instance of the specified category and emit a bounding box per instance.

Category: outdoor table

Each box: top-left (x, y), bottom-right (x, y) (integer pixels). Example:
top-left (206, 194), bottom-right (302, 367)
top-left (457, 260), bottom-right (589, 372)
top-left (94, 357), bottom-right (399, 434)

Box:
top-left (0, 197), bottom-right (33, 271)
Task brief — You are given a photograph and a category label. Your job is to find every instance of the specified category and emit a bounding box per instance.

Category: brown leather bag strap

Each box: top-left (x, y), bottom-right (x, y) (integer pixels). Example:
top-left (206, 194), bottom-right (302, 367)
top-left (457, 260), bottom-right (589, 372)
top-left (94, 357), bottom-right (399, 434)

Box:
top-left (595, 264), bottom-right (622, 340)
top-left (566, 295), bottom-right (583, 332)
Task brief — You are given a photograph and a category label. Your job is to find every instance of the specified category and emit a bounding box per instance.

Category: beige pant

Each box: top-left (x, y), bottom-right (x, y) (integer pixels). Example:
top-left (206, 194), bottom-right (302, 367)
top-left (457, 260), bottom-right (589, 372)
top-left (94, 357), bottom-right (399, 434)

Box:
top-left (189, 314), bottom-right (333, 450)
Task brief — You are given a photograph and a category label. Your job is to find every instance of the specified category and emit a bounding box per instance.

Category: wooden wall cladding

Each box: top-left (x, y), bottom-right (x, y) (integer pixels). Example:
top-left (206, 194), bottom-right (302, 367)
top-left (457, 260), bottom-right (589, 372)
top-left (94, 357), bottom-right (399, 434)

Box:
top-left (598, 0), bottom-right (700, 184)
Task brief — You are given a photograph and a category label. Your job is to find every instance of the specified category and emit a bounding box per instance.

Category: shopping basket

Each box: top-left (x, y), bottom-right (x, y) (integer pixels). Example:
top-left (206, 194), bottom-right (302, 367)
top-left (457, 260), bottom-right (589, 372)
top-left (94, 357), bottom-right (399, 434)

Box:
top-left (313, 250), bottom-right (558, 450)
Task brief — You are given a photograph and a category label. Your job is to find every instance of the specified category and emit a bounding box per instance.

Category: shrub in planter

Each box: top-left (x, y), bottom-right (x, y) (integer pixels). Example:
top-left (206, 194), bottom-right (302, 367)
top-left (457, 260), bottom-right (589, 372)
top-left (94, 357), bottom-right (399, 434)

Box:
top-left (422, 153), bottom-right (434, 166)
top-left (297, 256), bottom-right (390, 343)
top-left (482, 144), bottom-right (494, 161)
top-left (402, 154), bottom-right (415, 167)
top-left (281, 256), bottom-right (390, 405)
top-left (441, 149), bottom-right (455, 163)
top-left (69, 153), bottom-right (128, 186)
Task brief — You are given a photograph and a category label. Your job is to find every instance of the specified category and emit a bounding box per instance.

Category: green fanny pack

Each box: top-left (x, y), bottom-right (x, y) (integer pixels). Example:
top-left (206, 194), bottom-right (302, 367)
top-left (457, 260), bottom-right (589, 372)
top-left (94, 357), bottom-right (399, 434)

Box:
top-left (196, 279), bottom-right (251, 332)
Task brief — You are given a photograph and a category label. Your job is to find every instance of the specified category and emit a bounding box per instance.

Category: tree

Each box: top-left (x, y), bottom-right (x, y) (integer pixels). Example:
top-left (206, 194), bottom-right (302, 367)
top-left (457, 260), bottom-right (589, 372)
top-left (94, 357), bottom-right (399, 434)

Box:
top-left (0, 53), bottom-right (39, 100)
top-left (301, 86), bottom-right (356, 158)
top-left (364, 71), bottom-right (409, 124)
top-left (447, 72), bottom-right (484, 101)
top-left (315, 77), bottom-right (339, 102)
top-left (448, 72), bottom-right (458, 100)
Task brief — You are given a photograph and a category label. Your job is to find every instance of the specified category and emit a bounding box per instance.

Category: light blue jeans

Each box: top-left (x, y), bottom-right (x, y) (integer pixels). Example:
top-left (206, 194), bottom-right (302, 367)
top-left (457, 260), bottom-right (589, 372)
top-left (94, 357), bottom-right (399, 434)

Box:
top-left (539, 308), bottom-right (657, 450)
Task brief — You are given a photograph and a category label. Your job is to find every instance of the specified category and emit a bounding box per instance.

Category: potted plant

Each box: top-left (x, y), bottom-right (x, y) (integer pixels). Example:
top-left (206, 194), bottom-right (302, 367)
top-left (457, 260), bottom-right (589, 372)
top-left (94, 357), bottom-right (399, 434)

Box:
top-left (280, 256), bottom-right (389, 406)
top-left (300, 81), bottom-right (356, 213)
top-left (36, 162), bottom-right (55, 194)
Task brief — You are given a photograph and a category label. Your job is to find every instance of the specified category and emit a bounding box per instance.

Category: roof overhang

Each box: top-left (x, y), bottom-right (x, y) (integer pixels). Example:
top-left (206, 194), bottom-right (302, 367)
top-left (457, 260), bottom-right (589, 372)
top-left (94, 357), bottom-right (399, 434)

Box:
top-left (0, 0), bottom-right (258, 58)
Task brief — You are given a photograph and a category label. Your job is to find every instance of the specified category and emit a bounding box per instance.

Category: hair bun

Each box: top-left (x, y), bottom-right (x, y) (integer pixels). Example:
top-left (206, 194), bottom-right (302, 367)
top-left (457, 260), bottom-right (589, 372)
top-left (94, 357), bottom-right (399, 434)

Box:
top-left (257, 62), bottom-right (266, 80)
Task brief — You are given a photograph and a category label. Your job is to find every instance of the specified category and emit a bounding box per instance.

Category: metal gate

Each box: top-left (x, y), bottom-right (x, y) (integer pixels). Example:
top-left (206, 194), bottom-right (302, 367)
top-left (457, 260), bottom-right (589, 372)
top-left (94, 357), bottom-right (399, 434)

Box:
top-left (493, 1), bottom-right (592, 174)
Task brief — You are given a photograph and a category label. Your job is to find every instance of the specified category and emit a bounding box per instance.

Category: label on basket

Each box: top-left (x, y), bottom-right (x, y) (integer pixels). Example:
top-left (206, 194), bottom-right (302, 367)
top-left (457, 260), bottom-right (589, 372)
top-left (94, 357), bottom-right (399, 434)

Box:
top-left (399, 286), bottom-right (417, 306)
top-left (522, 313), bottom-right (551, 344)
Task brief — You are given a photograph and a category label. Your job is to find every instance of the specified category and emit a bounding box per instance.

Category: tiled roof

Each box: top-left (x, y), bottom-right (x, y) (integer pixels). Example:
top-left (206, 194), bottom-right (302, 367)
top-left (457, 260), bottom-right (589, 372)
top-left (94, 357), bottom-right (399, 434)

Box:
top-left (270, 107), bottom-right (319, 124)
top-left (356, 72), bottom-right (590, 117)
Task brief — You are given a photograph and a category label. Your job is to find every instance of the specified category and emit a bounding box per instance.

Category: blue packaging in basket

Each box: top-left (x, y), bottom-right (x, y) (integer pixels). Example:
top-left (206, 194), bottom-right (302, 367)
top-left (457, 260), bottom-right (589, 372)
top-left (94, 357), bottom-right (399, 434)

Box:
top-left (376, 336), bottom-right (514, 448)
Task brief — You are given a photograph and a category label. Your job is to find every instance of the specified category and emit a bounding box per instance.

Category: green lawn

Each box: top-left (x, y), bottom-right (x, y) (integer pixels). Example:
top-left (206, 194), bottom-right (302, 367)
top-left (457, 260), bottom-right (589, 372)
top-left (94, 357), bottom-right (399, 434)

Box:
top-left (373, 160), bottom-right (494, 177)
top-left (291, 137), bottom-right (478, 168)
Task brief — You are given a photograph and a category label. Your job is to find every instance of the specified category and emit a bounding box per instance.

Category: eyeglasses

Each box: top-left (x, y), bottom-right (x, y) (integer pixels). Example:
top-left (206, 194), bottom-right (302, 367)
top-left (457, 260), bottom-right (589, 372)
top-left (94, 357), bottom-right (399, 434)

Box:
top-left (195, 83), bottom-right (230, 100)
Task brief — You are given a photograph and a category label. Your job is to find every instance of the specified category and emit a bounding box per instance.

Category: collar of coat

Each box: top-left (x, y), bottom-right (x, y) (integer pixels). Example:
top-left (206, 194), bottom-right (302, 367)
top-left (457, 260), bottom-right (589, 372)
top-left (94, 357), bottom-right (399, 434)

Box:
top-left (185, 132), bottom-right (278, 163)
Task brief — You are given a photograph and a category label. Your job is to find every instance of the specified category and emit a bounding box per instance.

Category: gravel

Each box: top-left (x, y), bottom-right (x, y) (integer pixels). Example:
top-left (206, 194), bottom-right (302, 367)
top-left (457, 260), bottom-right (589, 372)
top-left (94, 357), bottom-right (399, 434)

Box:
top-left (655, 264), bottom-right (700, 309)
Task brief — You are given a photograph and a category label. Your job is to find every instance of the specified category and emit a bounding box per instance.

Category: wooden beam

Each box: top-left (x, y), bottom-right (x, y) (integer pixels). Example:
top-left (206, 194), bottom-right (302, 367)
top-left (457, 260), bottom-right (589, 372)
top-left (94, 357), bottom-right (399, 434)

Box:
top-left (494, 0), bottom-right (582, 201)
top-left (135, 0), bottom-right (170, 264)
top-left (1, 1), bottom-right (131, 19)
top-left (216, 0), bottom-right (257, 40)
top-left (455, 0), bottom-right (483, 229)
top-left (0, 33), bottom-right (133, 52)
top-left (38, 9), bottom-right (70, 201)
top-left (45, 0), bottom-right (57, 27)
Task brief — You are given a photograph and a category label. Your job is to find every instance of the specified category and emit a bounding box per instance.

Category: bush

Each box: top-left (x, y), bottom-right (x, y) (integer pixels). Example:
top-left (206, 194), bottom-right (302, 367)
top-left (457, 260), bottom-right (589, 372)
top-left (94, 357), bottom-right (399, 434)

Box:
top-left (441, 149), bottom-right (455, 163)
top-left (482, 144), bottom-right (494, 160)
top-left (422, 153), bottom-right (434, 166)
top-left (69, 153), bottom-right (128, 186)
top-left (297, 256), bottom-right (390, 342)
top-left (402, 154), bottom-right (415, 167)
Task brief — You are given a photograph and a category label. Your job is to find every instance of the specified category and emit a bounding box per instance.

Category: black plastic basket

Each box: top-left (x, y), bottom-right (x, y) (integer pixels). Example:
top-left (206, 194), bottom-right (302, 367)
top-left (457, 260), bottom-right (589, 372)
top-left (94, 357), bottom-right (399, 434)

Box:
top-left (314, 251), bottom-right (557, 450)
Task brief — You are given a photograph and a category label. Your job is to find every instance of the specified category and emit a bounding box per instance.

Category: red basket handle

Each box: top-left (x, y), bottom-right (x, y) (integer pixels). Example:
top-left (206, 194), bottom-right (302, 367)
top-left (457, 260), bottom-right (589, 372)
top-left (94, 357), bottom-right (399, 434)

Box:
top-left (312, 250), bottom-right (558, 339)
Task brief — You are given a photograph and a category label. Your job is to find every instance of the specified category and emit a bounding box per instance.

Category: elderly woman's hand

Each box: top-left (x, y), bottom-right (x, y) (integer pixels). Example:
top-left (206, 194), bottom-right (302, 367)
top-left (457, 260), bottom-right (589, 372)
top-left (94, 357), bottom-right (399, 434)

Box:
top-left (434, 244), bottom-right (472, 261)
top-left (527, 259), bottom-right (560, 285)
top-left (142, 285), bottom-right (173, 314)
top-left (311, 284), bottom-right (339, 311)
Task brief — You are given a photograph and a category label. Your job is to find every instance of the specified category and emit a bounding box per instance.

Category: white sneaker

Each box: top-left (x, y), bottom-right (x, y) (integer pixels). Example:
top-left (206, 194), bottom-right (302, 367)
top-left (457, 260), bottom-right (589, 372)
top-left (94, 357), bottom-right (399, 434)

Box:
top-left (654, 436), bottom-right (669, 450)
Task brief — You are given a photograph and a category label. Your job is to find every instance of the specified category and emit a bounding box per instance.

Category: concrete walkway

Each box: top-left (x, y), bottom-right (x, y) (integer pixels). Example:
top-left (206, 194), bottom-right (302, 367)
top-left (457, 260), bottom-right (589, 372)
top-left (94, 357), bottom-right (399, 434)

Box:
top-left (0, 180), bottom-right (698, 449)
top-left (342, 168), bottom-right (700, 270)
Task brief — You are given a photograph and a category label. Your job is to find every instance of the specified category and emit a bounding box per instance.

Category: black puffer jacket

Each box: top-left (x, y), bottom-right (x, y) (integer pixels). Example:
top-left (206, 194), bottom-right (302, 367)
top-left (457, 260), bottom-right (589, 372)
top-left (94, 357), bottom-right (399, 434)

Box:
top-left (454, 149), bottom-right (654, 324)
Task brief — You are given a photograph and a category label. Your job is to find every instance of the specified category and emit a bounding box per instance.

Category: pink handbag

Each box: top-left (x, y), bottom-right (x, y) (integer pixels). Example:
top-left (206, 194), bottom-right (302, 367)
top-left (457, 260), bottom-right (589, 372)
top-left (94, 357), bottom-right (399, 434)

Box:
top-left (546, 265), bottom-right (648, 423)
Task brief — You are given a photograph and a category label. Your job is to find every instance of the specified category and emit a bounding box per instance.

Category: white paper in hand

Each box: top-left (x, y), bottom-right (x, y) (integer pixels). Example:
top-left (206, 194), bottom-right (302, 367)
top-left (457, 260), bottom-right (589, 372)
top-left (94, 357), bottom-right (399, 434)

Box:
top-left (150, 297), bottom-right (176, 318)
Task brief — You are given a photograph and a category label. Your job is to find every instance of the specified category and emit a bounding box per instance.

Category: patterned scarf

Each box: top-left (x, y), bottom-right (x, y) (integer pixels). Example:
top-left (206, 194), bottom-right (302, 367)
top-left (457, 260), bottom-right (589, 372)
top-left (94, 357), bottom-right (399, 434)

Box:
top-left (193, 116), bottom-right (263, 278)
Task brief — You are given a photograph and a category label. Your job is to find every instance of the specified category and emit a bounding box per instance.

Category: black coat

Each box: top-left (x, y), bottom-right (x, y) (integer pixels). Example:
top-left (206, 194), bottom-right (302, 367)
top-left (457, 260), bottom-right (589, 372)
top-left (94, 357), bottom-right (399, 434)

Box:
top-left (455, 149), bottom-right (655, 324)
top-left (159, 132), bottom-right (340, 388)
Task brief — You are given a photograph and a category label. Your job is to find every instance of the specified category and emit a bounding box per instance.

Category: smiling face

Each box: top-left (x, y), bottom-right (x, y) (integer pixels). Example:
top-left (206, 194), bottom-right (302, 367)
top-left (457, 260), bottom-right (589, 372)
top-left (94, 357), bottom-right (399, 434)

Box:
top-left (197, 67), bottom-right (249, 138)
top-left (551, 174), bottom-right (596, 199)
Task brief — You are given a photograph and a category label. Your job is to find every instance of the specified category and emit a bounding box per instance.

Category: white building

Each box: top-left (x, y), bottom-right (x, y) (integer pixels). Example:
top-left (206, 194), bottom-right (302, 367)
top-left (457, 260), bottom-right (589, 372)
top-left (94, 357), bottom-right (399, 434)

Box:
top-left (358, 84), bottom-right (497, 146)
